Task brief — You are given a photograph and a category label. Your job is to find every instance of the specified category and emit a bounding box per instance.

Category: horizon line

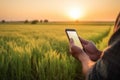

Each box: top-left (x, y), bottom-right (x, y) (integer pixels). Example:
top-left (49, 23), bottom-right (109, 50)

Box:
top-left (0, 20), bottom-right (115, 22)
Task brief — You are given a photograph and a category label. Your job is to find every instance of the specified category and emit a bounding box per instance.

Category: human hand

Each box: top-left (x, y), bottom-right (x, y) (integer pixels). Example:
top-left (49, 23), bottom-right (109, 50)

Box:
top-left (69, 38), bottom-right (89, 61)
top-left (79, 37), bottom-right (102, 61)
top-left (69, 38), bottom-right (95, 74)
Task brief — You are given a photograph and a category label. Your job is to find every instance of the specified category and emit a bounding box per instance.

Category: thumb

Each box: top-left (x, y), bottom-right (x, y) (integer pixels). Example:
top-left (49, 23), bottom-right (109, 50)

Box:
top-left (70, 38), bottom-right (74, 47)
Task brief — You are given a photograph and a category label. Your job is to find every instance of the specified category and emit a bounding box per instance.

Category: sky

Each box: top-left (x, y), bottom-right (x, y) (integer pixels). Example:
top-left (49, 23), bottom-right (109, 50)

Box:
top-left (0, 0), bottom-right (120, 21)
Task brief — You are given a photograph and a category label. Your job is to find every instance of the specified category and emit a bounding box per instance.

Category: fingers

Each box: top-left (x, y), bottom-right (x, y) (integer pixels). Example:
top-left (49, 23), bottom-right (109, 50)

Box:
top-left (69, 38), bottom-right (74, 53)
top-left (70, 38), bottom-right (74, 47)
top-left (70, 38), bottom-right (83, 53)
top-left (69, 38), bottom-right (87, 61)
top-left (79, 37), bottom-right (88, 45)
top-left (69, 38), bottom-right (79, 54)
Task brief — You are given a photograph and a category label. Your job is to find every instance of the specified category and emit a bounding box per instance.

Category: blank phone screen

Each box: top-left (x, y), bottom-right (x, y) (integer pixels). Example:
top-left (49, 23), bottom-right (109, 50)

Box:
top-left (67, 31), bottom-right (83, 49)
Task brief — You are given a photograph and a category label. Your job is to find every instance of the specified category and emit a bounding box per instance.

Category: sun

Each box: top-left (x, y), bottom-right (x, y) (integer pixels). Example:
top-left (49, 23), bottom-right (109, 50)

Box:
top-left (68, 8), bottom-right (83, 20)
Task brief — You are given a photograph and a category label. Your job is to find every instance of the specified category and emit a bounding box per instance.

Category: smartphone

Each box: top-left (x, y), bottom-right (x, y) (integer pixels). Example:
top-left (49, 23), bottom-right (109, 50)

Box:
top-left (65, 29), bottom-right (83, 49)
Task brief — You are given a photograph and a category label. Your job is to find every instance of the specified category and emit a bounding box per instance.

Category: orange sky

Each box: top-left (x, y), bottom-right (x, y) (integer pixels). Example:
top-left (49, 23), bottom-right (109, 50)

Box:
top-left (0, 0), bottom-right (120, 21)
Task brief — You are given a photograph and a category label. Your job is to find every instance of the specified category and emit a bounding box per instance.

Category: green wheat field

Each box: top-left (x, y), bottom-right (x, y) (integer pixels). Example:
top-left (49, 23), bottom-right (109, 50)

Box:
top-left (0, 23), bottom-right (113, 80)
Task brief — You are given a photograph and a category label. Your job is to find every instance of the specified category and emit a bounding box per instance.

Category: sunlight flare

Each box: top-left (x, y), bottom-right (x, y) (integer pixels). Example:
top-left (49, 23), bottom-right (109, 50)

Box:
top-left (68, 8), bottom-right (84, 20)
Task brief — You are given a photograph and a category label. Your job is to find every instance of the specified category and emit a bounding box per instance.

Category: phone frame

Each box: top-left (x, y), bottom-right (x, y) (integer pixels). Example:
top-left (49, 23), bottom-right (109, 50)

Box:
top-left (65, 29), bottom-right (83, 49)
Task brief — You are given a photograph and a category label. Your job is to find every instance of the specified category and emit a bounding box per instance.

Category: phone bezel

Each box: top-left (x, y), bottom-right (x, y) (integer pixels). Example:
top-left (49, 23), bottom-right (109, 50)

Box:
top-left (65, 29), bottom-right (83, 49)
top-left (65, 29), bottom-right (77, 41)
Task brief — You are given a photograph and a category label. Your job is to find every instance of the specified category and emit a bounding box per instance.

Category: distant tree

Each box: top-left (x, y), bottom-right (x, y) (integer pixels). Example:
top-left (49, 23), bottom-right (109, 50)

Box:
top-left (44, 19), bottom-right (48, 23)
top-left (75, 20), bottom-right (79, 23)
top-left (40, 20), bottom-right (43, 23)
top-left (24, 20), bottom-right (29, 23)
top-left (1, 20), bottom-right (5, 23)
top-left (31, 20), bottom-right (39, 24)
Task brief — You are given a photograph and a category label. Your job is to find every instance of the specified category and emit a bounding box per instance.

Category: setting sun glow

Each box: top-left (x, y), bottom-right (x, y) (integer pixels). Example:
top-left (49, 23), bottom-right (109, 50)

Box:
top-left (69, 8), bottom-right (83, 20)
top-left (0, 0), bottom-right (119, 21)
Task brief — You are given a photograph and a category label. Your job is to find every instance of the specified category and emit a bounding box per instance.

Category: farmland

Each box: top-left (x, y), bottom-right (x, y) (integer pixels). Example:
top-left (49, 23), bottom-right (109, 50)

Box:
top-left (0, 23), bottom-right (113, 80)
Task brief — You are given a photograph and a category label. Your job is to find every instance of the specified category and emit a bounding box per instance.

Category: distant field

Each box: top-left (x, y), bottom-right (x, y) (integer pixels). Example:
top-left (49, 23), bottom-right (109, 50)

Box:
top-left (0, 24), bottom-right (113, 80)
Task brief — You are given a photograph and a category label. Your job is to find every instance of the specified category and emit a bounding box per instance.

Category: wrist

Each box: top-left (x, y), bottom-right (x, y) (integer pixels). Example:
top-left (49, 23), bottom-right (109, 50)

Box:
top-left (81, 57), bottom-right (95, 75)
top-left (77, 51), bottom-right (87, 62)
top-left (77, 52), bottom-right (95, 75)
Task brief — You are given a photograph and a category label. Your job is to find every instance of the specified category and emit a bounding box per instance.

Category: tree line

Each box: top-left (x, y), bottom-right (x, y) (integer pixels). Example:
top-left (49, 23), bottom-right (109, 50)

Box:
top-left (0, 19), bottom-right (49, 24)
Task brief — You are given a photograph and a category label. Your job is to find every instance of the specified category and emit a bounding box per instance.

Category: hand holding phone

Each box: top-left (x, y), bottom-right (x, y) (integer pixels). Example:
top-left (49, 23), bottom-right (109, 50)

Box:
top-left (65, 29), bottom-right (83, 49)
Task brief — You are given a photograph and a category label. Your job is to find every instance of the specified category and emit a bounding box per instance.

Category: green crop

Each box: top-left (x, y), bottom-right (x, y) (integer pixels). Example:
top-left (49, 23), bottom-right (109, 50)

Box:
top-left (0, 24), bottom-right (112, 80)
